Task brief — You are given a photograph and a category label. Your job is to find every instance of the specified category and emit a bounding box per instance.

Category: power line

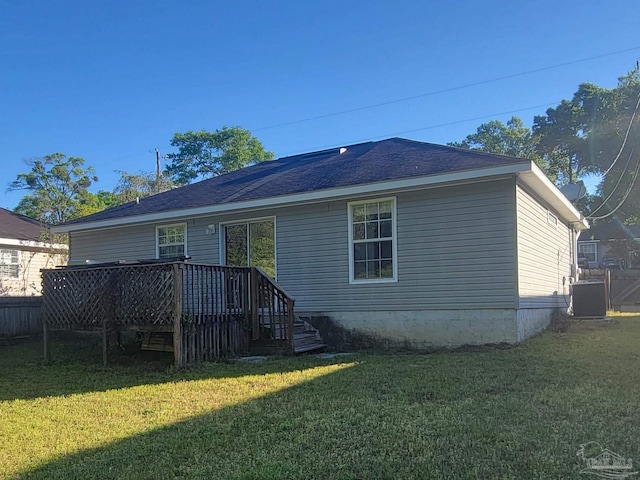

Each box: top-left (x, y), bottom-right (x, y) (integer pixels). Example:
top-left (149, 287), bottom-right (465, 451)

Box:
top-left (588, 148), bottom-right (640, 221)
top-left (277, 102), bottom-right (560, 157)
top-left (588, 150), bottom-right (635, 217)
top-left (253, 46), bottom-right (640, 132)
top-left (600, 92), bottom-right (640, 177)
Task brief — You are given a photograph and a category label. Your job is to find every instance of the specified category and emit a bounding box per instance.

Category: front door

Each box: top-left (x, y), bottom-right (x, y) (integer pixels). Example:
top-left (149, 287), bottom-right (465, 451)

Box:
top-left (223, 218), bottom-right (276, 278)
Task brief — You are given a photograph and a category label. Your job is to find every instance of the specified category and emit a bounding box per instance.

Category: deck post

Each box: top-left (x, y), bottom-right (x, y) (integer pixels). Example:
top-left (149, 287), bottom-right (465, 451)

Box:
top-left (173, 263), bottom-right (183, 368)
top-left (250, 268), bottom-right (259, 341)
top-left (243, 269), bottom-right (251, 349)
top-left (288, 298), bottom-right (295, 353)
top-left (43, 321), bottom-right (51, 364)
top-left (102, 322), bottom-right (109, 366)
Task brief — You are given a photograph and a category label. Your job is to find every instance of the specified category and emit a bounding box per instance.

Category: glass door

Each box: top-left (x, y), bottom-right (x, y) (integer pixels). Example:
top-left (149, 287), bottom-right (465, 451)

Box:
top-left (224, 219), bottom-right (275, 278)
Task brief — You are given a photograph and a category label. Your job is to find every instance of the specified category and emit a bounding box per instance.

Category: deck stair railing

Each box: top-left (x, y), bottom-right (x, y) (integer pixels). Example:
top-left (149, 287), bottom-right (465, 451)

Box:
top-left (250, 266), bottom-right (295, 354)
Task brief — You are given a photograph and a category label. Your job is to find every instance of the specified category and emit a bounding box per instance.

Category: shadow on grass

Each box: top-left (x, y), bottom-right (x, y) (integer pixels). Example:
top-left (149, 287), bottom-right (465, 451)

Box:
top-left (11, 347), bottom-right (598, 480)
top-left (8, 320), bottom-right (640, 479)
top-left (0, 332), bottom-right (340, 402)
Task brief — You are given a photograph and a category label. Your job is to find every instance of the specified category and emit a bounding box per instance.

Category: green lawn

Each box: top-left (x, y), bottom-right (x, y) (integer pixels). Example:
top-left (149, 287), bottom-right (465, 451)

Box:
top-left (1, 317), bottom-right (639, 479)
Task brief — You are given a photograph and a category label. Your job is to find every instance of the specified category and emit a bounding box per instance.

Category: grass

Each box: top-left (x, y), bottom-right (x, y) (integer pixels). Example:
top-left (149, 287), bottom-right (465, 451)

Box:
top-left (1, 317), bottom-right (640, 479)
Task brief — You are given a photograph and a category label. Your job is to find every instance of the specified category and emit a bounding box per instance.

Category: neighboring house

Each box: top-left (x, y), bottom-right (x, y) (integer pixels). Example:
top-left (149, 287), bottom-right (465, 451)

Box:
top-left (0, 208), bottom-right (68, 296)
top-left (53, 138), bottom-right (588, 347)
top-left (578, 222), bottom-right (640, 269)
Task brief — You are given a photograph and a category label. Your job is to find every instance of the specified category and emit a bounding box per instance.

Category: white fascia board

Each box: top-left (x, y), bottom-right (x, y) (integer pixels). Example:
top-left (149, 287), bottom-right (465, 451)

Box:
top-left (53, 162), bottom-right (532, 233)
top-left (0, 237), bottom-right (68, 251)
top-left (517, 163), bottom-right (589, 230)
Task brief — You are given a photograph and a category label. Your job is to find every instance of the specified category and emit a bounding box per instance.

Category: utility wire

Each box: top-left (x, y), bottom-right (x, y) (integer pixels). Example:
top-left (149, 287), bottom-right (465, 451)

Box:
top-left (588, 148), bottom-right (640, 220)
top-left (253, 46), bottom-right (640, 132)
top-left (600, 92), bottom-right (640, 177)
top-left (589, 150), bottom-right (635, 216)
top-left (278, 102), bottom-right (559, 157)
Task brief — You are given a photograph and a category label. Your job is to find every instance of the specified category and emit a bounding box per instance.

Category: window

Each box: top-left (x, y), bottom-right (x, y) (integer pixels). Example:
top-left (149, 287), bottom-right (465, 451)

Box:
top-left (156, 224), bottom-right (186, 259)
top-left (349, 198), bottom-right (397, 282)
top-left (0, 249), bottom-right (19, 278)
top-left (547, 210), bottom-right (558, 226)
top-left (578, 242), bottom-right (597, 263)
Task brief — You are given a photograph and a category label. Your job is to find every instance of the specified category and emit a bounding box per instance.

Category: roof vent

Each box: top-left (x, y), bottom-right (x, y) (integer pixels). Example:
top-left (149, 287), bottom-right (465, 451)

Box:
top-left (339, 147), bottom-right (347, 154)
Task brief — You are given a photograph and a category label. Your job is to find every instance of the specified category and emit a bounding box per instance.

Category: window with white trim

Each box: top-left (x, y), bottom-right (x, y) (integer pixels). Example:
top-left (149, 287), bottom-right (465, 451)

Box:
top-left (0, 249), bottom-right (19, 278)
top-left (349, 198), bottom-right (396, 282)
top-left (578, 242), bottom-right (597, 263)
top-left (156, 224), bottom-right (186, 259)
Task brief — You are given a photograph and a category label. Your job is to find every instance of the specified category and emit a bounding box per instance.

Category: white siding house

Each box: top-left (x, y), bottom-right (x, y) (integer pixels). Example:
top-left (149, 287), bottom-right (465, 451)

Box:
top-left (54, 138), bottom-right (588, 347)
top-left (0, 208), bottom-right (67, 296)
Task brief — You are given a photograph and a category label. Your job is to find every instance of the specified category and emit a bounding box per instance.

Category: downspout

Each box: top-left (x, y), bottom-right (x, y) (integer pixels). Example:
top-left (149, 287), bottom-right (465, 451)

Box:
top-left (571, 219), bottom-right (588, 281)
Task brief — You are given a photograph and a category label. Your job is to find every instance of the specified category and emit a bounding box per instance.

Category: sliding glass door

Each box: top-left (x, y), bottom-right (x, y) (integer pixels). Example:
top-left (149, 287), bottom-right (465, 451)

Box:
top-left (224, 218), bottom-right (275, 278)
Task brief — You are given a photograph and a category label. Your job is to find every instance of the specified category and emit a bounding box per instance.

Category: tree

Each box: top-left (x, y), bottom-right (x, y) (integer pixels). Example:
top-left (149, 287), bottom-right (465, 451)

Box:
top-left (9, 154), bottom-right (98, 224)
top-left (75, 190), bottom-right (121, 218)
top-left (448, 117), bottom-right (551, 180)
top-left (165, 126), bottom-right (274, 185)
top-left (533, 68), bottom-right (640, 222)
top-left (533, 84), bottom-right (603, 184)
top-left (113, 170), bottom-right (176, 203)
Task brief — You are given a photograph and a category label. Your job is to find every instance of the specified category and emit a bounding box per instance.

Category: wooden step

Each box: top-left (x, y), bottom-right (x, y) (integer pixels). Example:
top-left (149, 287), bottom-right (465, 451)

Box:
top-left (294, 323), bottom-right (314, 335)
top-left (141, 332), bottom-right (173, 352)
top-left (294, 343), bottom-right (326, 353)
top-left (294, 332), bottom-right (319, 344)
top-left (293, 330), bottom-right (325, 354)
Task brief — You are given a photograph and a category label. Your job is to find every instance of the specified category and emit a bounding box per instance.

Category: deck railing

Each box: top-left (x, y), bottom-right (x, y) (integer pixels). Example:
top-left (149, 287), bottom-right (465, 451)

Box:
top-left (178, 263), bottom-right (252, 363)
top-left (41, 261), bottom-right (295, 365)
top-left (251, 266), bottom-right (295, 353)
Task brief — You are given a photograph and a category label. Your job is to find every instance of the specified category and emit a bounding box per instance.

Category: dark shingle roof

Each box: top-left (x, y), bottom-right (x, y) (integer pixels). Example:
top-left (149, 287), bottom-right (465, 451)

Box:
top-left (579, 222), bottom-right (640, 241)
top-left (65, 137), bottom-right (530, 225)
top-left (0, 208), bottom-right (47, 242)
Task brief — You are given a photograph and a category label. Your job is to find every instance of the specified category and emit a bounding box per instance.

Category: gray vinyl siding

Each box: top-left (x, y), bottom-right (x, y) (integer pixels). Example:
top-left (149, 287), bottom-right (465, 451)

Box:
top-left (516, 184), bottom-right (572, 308)
top-left (69, 224), bottom-right (156, 262)
top-left (277, 180), bottom-right (517, 311)
top-left (69, 179), bottom-right (518, 311)
top-left (69, 217), bottom-right (222, 264)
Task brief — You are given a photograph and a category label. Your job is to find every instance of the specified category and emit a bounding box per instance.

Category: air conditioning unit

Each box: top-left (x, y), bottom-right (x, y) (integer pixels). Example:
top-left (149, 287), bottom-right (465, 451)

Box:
top-left (571, 280), bottom-right (606, 317)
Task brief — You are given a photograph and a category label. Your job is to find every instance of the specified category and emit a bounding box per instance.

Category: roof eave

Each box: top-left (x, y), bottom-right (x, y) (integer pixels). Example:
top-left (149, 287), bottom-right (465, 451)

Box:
top-left (517, 163), bottom-right (589, 230)
top-left (53, 161), bottom-right (580, 233)
top-left (0, 237), bottom-right (68, 252)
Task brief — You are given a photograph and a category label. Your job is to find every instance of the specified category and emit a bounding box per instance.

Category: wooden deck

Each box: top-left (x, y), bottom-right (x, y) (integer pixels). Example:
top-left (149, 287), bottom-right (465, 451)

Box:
top-left (41, 261), bottom-right (323, 366)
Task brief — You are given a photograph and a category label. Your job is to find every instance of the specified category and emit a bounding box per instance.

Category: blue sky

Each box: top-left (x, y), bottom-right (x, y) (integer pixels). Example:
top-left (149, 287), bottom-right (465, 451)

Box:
top-left (1, 0), bottom-right (639, 210)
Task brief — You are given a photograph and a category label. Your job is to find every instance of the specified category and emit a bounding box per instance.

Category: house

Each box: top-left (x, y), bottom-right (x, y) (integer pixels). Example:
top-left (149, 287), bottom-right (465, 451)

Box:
top-left (577, 222), bottom-right (640, 269)
top-left (0, 208), bottom-right (67, 296)
top-left (52, 138), bottom-right (588, 348)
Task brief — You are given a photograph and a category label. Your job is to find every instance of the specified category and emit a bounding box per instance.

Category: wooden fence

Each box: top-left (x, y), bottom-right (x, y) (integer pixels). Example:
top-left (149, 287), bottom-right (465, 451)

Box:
top-left (0, 296), bottom-right (43, 339)
top-left (41, 261), bottom-right (295, 365)
top-left (582, 269), bottom-right (640, 310)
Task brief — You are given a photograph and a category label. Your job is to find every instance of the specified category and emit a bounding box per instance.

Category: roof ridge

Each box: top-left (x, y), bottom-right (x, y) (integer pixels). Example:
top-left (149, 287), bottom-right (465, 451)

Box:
top-left (57, 137), bottom-right (541, 228)
top-left (278, 140), bottom-right (375, 162)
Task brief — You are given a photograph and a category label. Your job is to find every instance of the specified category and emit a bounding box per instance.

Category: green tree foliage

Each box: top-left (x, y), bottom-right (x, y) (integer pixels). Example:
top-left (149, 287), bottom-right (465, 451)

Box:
top-left (448, 117), bottom-right (551, 180)
top-left (113, 170), bottom-right (176, 203)
top-left (9, 154), bottom-right (98, 224)
top-left (165, 126), bottom-right (275, 185)
top-left (75, 190), bottom-right (121, 218)
top-left (533, 83), bottom-right (605, 184)
top-left (534, 68), bottom-right (640, 222)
